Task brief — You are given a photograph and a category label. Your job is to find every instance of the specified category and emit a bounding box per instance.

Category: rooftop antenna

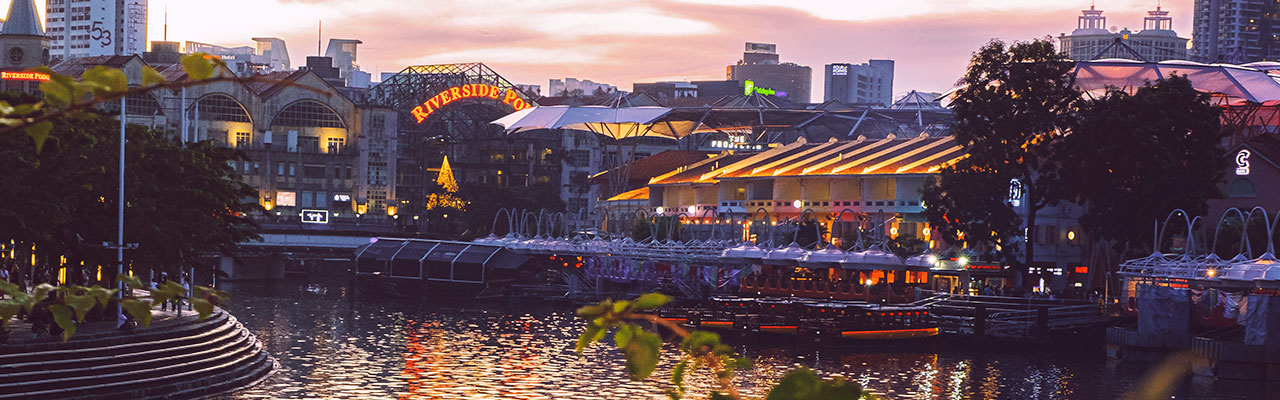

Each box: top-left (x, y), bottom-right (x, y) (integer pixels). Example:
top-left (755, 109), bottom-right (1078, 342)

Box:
top-left (163, 3), bottom-right (168, 41)
top-left (317, 20), bottom-right (322, 56)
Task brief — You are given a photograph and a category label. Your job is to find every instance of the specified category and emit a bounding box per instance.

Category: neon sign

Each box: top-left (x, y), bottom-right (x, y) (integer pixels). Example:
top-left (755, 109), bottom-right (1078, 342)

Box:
top-left (301, 209), bottom-right (329, 224)
top-left (743, 80), bottom-right (776, 96)
top-left (1236, 149), bottom-right (1251, 176)
top-left (1, 71), bottom-right (50, 81)
top-left (411, 84), bottom-right (531, 123)
top-left (832, 65), bottom-right (849, 76)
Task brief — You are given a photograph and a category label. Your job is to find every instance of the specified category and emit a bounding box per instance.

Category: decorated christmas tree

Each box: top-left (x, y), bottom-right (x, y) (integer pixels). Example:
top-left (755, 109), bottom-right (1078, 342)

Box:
top-left (437, 155), bottom-right (459, 193)
top-left (426, 156), bottom-right (466, 211)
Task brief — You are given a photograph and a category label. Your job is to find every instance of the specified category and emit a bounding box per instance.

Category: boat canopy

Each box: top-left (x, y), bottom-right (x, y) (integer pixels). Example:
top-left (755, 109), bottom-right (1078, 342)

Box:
top-left (355, 238), bottom-right (528, 284)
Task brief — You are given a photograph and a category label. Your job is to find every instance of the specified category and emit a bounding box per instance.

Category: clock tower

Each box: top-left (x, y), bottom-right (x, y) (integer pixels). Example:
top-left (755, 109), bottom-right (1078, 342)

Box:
top-left (0, 0), bottom-right (50, 70)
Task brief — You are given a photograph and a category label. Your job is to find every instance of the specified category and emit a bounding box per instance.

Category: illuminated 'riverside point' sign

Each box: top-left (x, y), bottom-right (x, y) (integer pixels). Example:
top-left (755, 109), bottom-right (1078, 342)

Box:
top-left (411, 84), bottom-right (531, 123)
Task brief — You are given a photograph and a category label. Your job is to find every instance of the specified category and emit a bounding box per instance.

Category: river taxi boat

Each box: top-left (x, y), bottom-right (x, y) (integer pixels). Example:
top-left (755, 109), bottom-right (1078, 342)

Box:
top-left (661, 296), bottom-right (938, 340)
top-left (353, 238), bottom-right (529, 299)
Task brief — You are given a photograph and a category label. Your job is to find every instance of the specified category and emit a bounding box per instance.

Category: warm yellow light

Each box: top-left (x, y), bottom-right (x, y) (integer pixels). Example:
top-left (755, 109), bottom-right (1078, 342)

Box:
top-left (357, 204), bottom-right (368, 215)
top-left (957, 256), bottom-right (970, 266)
top-left (655, 206), bottom-right (665, 214)
top-left (792, 200), bottom-right (802, 208)
top-left (58, 267), bottom-right (66, 284)
top-left (263, 200), bottom-right (274, 211)
top-left (1067, 230), bottom-right (1076, 241)
top-left (890, 227), bottom-right (899, 237)
top-left (923, 227), bottom-right (931, 237)
top-left (1206, 269), bottom-right (1217, 277)
top-left (865, 279), bottom-right (874, 286)
top-left (97, 266), bottom-right (102, 281)
top-left (687, 205), bottom-right (696, 214)
top-left (387, 205), bottom-right (398, 216)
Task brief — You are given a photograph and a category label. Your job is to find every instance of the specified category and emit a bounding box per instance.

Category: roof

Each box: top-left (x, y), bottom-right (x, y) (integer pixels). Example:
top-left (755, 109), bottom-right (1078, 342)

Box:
top-left (606, 187), bottom-right (649, 202)
top-left (1071, 60), bottom-right (1280, 105)
top-left (1238, 134), bottom-right (1280, 171)
top-left (246, 70), bottom-right (309, 97)
top-left (51, 56), bottom-right (139, 77)
top-left (889, 90), bottom-right (945, 110)
top-left (590, 150), bottom-right (720, 185)
top-left (1, 0), bottom-right (42, 36)
top-left (648, 136), bottom-right (965, 186)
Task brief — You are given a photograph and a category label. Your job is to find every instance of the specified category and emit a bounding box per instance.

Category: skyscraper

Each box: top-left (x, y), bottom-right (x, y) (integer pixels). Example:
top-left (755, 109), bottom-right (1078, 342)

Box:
top-left (824, 60), bottom-right (894, 106)
top-left (726, 42), bottom-right (810, 102)
top-left (1193, 0), bottom-right (1280, 63)
top-left (45, 0), bottom-right (148, 61)
top-left (1058, 4), bottom-right (1188, 62)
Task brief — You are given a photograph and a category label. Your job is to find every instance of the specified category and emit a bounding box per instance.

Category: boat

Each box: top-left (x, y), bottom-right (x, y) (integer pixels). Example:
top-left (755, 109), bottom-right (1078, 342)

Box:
top-left (352, 238), bottom-right (530, 299)
top-left (663, 296), bottom-right (938, 340)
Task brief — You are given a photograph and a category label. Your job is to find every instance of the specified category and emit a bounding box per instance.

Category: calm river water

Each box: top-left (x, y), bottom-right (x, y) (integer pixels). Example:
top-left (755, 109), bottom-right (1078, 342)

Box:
top-left (219, 278), bottom-right (1268, 399)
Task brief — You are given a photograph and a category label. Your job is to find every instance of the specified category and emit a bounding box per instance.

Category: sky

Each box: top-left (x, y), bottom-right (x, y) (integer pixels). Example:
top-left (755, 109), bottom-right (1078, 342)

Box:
top-left (18, 0), bottom-right (1193, 101)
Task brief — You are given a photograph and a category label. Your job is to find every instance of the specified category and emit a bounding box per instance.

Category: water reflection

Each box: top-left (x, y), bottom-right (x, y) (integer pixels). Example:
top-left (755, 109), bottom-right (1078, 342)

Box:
top-left (220, 279), bottom-right (1261, 399)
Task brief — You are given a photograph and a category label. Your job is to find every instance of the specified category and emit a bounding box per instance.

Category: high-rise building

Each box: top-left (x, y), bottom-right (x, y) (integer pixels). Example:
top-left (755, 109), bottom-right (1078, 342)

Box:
top-left (1193, 0), bottom-right (1280, 63)
top-left (823, 60), bottom-right (894, 106)
top-left (46, 0), bottom-right (147, 61)
top-left (1058, 5), bottom-right (1188, 62)
top-left (726, 42), bottom-right (810, 102)
top-left (324, 39), bottom-right (369, 88)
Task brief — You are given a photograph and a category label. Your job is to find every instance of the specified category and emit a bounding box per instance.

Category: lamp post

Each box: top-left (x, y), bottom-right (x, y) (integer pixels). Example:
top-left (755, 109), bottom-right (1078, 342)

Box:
top-left (116, 97), bottom-right (125, 320)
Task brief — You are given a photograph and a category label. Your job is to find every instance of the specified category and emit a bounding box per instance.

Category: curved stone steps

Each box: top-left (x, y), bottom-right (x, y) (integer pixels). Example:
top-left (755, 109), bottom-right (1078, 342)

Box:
top-left (0, 326), bottom-right (249, 386)
top-left (0, 309), bottom-right (275, 399)
top-left (0, 311), bottom-right (232, 363)
top-left (0, 313), bottom-right (241, 376)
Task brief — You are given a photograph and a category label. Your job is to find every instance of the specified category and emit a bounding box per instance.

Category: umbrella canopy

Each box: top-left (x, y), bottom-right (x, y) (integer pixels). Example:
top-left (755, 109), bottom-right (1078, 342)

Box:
top-left (491, 105), bottom-right (695, 139)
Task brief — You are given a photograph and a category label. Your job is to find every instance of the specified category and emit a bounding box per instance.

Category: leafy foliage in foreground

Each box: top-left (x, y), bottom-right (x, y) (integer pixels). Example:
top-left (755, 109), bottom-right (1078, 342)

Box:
top-left (574, 293), bottom-right (875, 400)
top-left (1, 277), bottom-right (229, 341)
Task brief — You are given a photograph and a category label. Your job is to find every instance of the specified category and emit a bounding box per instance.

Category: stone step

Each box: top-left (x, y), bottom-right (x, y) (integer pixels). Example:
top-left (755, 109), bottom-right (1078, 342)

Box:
top-left (0, 310), bottom-right (231, 362)
top-left (0, 325), bottom-right (258, 396)
top-left (0, 308), bottom-right (276, 400)
top-left (0, 325), bottom-right (247, 383)
top-left (0, 313), bottom-right (240, 374)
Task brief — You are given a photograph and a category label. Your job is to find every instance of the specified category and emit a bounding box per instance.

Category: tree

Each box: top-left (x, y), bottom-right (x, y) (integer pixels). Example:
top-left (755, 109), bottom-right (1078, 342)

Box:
top-left (923, 39), bottom-right (1079, 271)
top-left (1062, 75), bottom-right (1226, 256)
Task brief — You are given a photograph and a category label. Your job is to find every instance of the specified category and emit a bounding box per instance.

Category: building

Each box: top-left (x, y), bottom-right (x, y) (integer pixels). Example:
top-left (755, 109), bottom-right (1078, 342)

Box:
top-left (0, 0), bottom-right (50, 94)
top-left (1058, 5), bottom-right (1188, 62)
top-left (1192, 0), bottom-right (1280, 63)
top-left (49, 55), bottom-right (403, 231)
top-left (726, 42), bottom-right (811, 102)
top-left (548, 78), bottom-right (617, 97)
top-left (549, 78), bottom-right (617, 96)
top-left (515, 84), bottom-right (541, 97)
top-left (824, 60), bottom-right (894, 106)
top-left (45, 0), bottom-right (147, 61)
top-left (179, 38), bottom-right (292, 76)
top-left (632, 80), bottom-right (744, 101)
top-left (324, 39), bottom-right (369, 88)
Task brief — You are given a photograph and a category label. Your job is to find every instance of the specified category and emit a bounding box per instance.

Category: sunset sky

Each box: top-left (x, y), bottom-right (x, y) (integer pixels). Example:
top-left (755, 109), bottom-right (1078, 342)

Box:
top-left (25, 1), bottom-right (1194, 101)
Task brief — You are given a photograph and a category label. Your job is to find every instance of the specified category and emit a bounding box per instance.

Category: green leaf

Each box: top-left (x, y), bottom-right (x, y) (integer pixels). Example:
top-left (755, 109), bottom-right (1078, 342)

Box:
top-left (576, 321), bottom-right (606, 353)
top-left (575, 303), bottom-right (609, 320)
top-left (633, 293), bottom-right (671, 310)
top-left (40, 79), bottom-right (71, 106)
top-left (82, 66), bottom-right (128, 95)
top-left (181, 53), bottom-right (215, 81)
top-left (120, 299), bottom-right (153, 328)
top-left (612, 300), bottom-right (631, 314)
top-left (25, 121), bottom-right (52, 154)
top-left (88, 286), bottom-right (117, 307)
top-left (621, 328), bottom-right (662, 380)
top-left (0, 100), bottom-right (12, 115)
top-left (191, 298), bottom-right (214, 320)
top-left (766, 367), bottom-right (864, 400)
top-left (672, 359), bottom-right (687, 390)
top-left (615, 323), bottom-right (637, 349)
top-left (142, 65), bottom-right (166, 86)
top-left (735, 356), bottom-right (754, 370)
top-left (26, 284), bottom-right (54, 312)
top-left (65, 292), bottom-right (97, 323)
top-left (118, 274), bottom-right (145, 291)
top-left (0, 300), bottom-right (19, 327)
top-left (47, 304), bottom-right (76, 341)
top-left (681, 330), bottom-right (721, 356)
top-left (0, 279), bottom-right (19, 298)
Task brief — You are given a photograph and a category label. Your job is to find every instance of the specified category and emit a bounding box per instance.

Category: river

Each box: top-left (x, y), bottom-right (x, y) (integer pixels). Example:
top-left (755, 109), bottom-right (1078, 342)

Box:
top-left (218, 278), bottom-right (1268, 399)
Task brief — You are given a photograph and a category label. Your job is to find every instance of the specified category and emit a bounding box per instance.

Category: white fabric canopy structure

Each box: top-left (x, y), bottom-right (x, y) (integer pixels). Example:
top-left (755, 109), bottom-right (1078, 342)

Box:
top-left (491, 105), bottom-right (695, 139)
top-left (1075, 59), bottom-right (1280, 105)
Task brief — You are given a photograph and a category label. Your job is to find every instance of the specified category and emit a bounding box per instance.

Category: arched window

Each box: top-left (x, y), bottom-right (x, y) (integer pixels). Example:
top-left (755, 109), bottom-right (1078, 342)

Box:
top-left (272, 100), bottom-right (345, 128)
top-left (189, 93), bottom-right (251, 122)
top-left (103, 92), bottom-right (163, 117)
top-left (1227, 177), bottom-right (1257, 198)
